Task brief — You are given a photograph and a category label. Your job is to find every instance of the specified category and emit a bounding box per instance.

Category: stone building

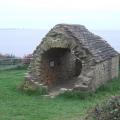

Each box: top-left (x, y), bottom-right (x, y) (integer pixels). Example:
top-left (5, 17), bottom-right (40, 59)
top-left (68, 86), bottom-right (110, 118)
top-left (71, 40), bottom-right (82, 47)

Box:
top-left (24, 24), bottom-right (119, 93)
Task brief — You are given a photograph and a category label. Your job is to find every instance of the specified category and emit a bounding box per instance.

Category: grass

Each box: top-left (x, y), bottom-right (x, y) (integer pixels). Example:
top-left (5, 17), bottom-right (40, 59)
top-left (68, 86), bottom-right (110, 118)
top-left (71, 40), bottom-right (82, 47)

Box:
top-left (0, 69), bottom-right (120, 120)
top-left (0, 64), bottom-right (26, 71)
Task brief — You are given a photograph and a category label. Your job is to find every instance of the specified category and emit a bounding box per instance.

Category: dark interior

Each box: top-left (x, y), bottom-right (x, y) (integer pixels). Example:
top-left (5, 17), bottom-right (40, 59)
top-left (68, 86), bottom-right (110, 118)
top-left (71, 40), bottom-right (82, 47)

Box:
top-left (41, 48), bottom-right (82, 87)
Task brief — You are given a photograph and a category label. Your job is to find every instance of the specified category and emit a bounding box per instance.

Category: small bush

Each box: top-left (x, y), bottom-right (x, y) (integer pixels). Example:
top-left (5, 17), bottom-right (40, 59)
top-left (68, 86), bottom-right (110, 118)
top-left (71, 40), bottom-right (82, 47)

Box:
top-left (12, 64), bottom-right (28, 70)
top-left (19, 80), bottom-right (48, 95)
top-left (22, 54), bottom-right (32, 67)
top-left (86, 96), bottom-right (120, 120)
top-left (58, 90), bottom-right (94, 100)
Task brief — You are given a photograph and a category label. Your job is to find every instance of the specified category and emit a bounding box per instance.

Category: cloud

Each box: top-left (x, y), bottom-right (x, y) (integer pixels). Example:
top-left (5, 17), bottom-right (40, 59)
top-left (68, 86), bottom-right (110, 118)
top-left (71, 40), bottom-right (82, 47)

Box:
top-left (1, 0), bottom-right (120, 11)
top-left (0, 0), bottom-right (120, 29)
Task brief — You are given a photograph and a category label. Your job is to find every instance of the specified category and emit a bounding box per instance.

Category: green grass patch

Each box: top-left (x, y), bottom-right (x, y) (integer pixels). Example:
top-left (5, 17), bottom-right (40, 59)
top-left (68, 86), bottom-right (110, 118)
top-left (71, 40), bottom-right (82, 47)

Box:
top-left (19, 80), bottom-right (48, 96)
top-left (0, 69), bottom-right (120, 120)
top-left (0, 64), bottom-right (28, 71)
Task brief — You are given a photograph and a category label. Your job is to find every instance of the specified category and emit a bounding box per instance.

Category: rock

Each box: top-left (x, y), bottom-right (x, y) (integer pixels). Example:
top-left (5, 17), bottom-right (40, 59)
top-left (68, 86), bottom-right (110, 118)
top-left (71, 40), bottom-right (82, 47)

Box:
top-left (60, 88), bottom-right (68, 94)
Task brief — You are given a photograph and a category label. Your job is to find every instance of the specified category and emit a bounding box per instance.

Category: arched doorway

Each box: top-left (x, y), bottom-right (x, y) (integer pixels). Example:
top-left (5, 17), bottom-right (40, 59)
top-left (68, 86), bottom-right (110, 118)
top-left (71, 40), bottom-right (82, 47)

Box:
top-left (41, 48), bottom-right (82, 88)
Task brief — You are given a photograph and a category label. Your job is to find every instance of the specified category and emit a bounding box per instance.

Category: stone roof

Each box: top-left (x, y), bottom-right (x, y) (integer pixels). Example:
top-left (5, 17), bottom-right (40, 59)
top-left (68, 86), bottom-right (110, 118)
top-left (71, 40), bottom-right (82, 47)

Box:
top-left (46, 24), bottom-right (118, 62)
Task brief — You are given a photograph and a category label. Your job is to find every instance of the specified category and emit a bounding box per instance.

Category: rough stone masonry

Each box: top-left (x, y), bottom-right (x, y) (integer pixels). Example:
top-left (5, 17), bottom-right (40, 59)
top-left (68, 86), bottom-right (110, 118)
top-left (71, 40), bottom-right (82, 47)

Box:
top-left (23, 24), bottom-right (119, 94)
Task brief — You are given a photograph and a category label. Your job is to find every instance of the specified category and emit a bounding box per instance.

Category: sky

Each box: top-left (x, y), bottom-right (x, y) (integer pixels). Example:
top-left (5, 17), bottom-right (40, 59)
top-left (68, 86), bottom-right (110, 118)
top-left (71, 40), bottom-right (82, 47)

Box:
top-left (0, 0), bottom-right (120, 57)
top-left (0, 0), bottom-right (120, 30)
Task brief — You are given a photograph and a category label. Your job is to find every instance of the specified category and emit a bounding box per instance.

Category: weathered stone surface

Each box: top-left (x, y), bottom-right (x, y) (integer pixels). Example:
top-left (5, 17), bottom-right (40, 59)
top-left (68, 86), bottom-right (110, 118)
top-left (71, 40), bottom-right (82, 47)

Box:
top-left (22, 24), bottom-right (119, 95)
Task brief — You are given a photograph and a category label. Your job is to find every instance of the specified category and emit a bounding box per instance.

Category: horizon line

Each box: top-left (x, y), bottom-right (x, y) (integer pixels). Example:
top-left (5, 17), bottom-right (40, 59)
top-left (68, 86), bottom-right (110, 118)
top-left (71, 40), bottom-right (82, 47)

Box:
top-left (0, 28), bottom-right (120, 31)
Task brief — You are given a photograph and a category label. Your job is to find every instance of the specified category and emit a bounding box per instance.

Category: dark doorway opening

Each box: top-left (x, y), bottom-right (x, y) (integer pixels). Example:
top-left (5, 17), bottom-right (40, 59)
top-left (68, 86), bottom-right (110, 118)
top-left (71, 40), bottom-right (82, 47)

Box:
top-left (41, 48), bottom-right (82, 88)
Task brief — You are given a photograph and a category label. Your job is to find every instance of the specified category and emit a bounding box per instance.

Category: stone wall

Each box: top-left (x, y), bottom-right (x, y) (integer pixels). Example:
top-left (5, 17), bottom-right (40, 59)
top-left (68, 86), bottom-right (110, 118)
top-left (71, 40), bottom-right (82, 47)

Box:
top-left (111, 56), bottom-right (119, 79)
top-left (93, 56), bottom-right (119, 89)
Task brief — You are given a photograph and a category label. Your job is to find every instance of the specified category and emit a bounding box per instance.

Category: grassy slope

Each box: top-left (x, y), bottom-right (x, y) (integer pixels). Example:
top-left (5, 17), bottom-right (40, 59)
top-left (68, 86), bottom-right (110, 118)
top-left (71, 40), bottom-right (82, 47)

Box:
top-left (0, 69), bottom-right (120, 120)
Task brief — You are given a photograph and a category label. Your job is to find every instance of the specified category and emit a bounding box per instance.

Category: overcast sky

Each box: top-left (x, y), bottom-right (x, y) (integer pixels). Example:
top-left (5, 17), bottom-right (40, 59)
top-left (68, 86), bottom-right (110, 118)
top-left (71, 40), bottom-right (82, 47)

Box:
top-left (0, 0), bottom-right (120, 30)
top-left (0, 0), bottom-right (120, 57)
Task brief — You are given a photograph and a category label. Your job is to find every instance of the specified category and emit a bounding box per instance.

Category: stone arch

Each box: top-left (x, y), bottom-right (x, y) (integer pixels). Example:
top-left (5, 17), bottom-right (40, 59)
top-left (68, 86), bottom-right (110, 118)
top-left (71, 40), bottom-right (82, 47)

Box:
top-left (40, 47), bottom-right (83, 87)
top-left (26, 31), bottom-right (95, 92)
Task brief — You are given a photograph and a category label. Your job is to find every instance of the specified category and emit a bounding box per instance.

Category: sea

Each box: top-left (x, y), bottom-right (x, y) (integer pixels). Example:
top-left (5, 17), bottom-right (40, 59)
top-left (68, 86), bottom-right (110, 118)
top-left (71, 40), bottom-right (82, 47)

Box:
top-left (0, 29), bottom-right (120, 57)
